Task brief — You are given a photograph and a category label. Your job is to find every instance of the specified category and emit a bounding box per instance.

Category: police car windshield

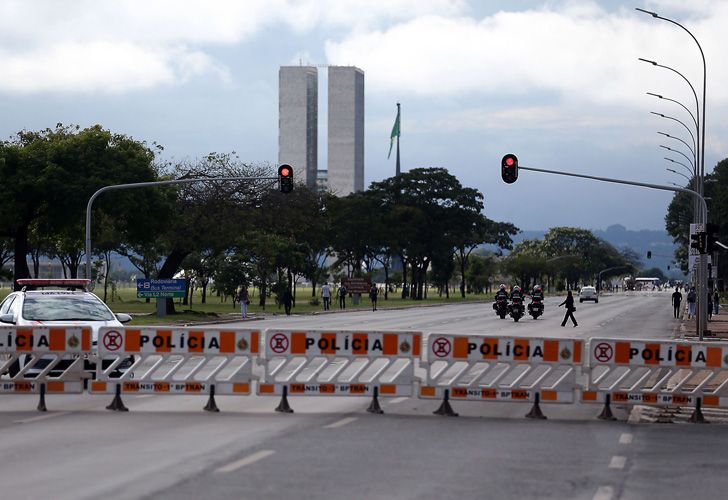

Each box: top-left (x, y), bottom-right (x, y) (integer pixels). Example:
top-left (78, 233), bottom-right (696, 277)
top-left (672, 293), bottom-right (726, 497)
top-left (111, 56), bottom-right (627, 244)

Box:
top-left (22, 293), bottom-right (115, 321)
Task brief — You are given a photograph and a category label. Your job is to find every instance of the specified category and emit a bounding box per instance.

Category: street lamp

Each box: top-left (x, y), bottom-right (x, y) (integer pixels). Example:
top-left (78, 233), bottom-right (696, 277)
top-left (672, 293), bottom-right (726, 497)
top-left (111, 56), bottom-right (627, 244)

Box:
top-left (666, 167), bottom-right (692, 184)
top-left (664, 157), bottom-right (694, 178)
top-left (646, 92), bottom-right (698, 133)
top-left (660, 145), bottom-right (695, 172)
top-left (651, 112), bottom-right (697, 161)
top-left (657, 132), bottom-right (696, 167)
top-left (636, 8), bottom-right (706, 192)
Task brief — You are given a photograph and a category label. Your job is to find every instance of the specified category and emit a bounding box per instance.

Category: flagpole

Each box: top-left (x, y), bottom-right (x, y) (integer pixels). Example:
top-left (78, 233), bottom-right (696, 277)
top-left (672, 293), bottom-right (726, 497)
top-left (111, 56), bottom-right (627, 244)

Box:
top-left (395, 102), bottom-right (401, 176)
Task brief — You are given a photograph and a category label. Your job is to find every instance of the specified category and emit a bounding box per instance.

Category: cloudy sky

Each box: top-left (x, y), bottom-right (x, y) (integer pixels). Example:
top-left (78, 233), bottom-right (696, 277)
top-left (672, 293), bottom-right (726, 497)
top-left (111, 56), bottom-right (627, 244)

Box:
top-left (1, 0), bottom-right (725, 231)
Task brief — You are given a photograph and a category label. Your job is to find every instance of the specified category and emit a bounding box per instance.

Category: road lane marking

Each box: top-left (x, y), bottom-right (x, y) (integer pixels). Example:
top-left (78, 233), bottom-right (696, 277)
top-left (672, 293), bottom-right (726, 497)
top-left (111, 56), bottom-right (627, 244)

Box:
top-left (388, 397), bottom-right (409, 404)
top-left (215, 450), bottom-right (275, 474)
top-left (593, 486), bottom-right (614, 500)
top-left (14, 412), bottom-right (70, 424)
top-left (619, 433), bottom-right (633, 444)
top-left (609, 456), bottom-right (626, 469)
top-left (134, 394), bottom-right (154, 399)
top-left (323, 417), bottom-right (358, 429)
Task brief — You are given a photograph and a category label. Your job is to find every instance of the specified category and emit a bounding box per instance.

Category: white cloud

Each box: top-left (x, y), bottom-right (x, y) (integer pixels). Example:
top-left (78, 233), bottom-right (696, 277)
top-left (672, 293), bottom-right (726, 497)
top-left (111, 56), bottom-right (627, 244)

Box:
top-left (325, 2), bottom-right (728, 108)
top-left (0, 0), bottom-right (463, 94)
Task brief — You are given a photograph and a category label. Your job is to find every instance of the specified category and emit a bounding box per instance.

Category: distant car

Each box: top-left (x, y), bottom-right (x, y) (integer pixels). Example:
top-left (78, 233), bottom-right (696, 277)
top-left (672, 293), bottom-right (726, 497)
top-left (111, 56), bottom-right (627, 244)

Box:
top-left (579, 286), bottom-right (599, 303)
top-left (0, 279), bottom-right (132, 377)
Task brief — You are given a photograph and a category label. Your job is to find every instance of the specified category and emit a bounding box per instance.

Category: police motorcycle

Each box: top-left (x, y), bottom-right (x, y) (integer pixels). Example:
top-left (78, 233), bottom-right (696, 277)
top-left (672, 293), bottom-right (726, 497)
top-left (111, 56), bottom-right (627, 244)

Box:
top-left (508, 286), bottom-right (525, 322)
top-left (492, 284), bottom-right (509, 319)
top-left (528, 286), bottom-right (545, 319)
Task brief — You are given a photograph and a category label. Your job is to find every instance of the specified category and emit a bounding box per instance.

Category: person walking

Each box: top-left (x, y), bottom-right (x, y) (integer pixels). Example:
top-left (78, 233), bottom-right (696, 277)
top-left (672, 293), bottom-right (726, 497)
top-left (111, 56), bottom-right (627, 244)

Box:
top-left (708, 292), bottom-right (713, 320)
top-left (671, 287), bottom-right (683, 319)
top-left (321, 283), bottom-right (331, 311)
top-left (338, 283), bottom-right (347, 309)
top-left (283, 288), bottom-right (293, 316)
top-left (369, 284), bottom-right (379, 311)
top-left (559, 290), bottom-right (578, 327)
top-left (237, 286), bottom-right (250, 319)
top-left (686, 287), bottom-right (697, 319)
top-left (714, 290), bottom-right (720, 316)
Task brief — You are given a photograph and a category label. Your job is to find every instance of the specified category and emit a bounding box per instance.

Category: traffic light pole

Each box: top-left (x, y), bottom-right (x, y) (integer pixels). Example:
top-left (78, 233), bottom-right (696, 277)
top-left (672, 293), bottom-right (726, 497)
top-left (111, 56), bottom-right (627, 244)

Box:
top-left (518, 164), bottom-right (709, 340)
top-left (84, 175), bottom-right (277, 285)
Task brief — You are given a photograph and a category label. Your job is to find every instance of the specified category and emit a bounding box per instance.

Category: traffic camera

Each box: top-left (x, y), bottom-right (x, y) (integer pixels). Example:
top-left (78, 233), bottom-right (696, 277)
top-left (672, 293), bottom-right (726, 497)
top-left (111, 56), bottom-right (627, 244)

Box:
top-left (278, 164), bottom-right (293, 193)
top-left (501, 154), bottom-right (518, 184)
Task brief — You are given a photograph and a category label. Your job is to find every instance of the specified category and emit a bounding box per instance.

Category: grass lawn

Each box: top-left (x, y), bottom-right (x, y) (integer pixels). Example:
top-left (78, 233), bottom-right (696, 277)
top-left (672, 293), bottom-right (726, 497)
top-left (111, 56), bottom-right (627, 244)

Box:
top-left (0, 284), bottom-right (489, 325)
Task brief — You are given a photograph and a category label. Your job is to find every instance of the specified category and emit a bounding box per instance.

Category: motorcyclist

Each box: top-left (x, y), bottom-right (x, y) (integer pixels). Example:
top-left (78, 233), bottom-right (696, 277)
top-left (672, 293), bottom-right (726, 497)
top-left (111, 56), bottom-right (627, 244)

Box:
top-left (495, 284), bottom-right (509, 301)
top-left (530, 285), bottom-right (544, 301)
top-left (510, 285), bottom-right (523, 302)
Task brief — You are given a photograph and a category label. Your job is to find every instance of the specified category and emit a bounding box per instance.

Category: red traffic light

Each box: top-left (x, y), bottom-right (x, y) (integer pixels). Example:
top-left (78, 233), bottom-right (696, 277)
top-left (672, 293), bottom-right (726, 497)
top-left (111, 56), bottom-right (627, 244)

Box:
top-left (278, 164), bottom-right (294, 193)
top-left (278, 165), bottom-right (292, 178)
top-left (501, 154), bottom-right (518, 184)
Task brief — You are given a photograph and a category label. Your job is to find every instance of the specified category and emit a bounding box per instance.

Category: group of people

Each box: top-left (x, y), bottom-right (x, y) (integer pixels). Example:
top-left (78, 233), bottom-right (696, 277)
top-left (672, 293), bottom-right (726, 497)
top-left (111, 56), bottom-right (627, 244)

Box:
top-left (494, 283), bottom-right (577, 326)
top-left (321, 283), bottom-right (379, 312)
top-left (672, 286), bottom-right (720, 320)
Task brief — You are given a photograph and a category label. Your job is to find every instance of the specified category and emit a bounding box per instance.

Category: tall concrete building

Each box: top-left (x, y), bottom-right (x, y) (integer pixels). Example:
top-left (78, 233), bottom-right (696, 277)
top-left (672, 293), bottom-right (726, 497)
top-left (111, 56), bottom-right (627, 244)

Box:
top-left (327, 66), bottom-right (364, 195)
top-left (278, 66), bottom-right (318, 189)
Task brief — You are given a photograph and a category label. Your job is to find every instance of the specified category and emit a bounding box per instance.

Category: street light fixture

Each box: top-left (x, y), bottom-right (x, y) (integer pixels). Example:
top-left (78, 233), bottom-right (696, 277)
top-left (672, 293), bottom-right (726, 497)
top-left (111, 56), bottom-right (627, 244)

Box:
top-left (666, 167), bottom-right (692, 184)
top-left (660, 145), bottom-right (694, 170)
top-left (657, 131), bottom-right (696, 166)
top-left (651, 112), bottom-right (697, 159)
top-left (646, 92), bottom-right (698, 133)
top-left (636, 8), bottom-right (706, 192)
top-left (664, 157), bottom-right (695, 177)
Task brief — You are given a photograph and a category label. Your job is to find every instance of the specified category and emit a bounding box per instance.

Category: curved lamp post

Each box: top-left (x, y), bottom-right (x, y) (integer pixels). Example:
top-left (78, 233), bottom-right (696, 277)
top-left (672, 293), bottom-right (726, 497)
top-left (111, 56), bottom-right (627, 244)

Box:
top-left (664, 157), bottom-right (695, 177)
top-left (657, 131), bottom-right (696, 167)
top-left (646, 92), bottom-right (698, 133)
top-left (666, 167), bottom-right (692, 184)
top-left (651, 112), bottom-right (697, 161)
top-left (636, 8), bottom-right (706, 194)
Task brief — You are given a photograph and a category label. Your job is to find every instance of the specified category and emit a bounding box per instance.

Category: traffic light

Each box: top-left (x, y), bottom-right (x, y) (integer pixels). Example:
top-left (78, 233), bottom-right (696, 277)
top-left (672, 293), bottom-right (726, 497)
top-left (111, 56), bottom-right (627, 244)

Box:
top-left (278, 164), bottom-right (293, 193)
top-left (647, 251), bottom-right (652, 259)
top-left (690, 231), bottom-right (706, 254)
top-left (501, 154), bottom-right (518, 184)
top-left (706, 223), bottom-right (719, 253)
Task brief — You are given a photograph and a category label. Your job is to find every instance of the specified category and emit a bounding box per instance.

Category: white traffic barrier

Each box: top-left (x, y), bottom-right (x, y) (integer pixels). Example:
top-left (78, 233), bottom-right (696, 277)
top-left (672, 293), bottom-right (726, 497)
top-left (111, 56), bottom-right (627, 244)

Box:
top-left (419, 335), bottom-right (584, 417)
top-left (90, 326), bottom-right (261, 411)
top-left (0, 326), bottom-right (91, 410)
top-left (582, 338), bottom-right (728, 420)
top-left (258, 330), bottom-right (421, 413)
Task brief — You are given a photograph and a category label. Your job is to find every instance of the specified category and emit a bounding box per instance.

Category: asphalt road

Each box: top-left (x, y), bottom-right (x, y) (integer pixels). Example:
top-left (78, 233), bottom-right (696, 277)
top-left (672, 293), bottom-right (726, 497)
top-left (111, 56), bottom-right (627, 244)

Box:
top-left (5, 290), bottom-right (725, 500)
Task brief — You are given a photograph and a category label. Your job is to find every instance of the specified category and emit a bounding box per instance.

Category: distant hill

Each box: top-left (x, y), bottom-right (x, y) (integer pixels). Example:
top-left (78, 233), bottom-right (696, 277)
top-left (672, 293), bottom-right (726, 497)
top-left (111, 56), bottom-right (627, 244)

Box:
top-left (504, 224), bottom-right (683, 279)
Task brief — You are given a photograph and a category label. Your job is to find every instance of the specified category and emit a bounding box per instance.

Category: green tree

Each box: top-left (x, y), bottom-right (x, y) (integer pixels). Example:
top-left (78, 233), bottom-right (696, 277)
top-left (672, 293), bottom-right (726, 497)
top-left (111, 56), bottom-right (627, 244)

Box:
top-left (0, 124), bottom-right (162, 289)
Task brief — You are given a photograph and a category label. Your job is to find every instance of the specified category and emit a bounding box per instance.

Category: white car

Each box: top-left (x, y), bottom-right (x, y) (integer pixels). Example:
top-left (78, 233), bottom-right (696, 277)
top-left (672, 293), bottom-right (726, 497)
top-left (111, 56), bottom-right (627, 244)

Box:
top-left (0, 279), bottom-right (131, 377)
top-left (579, 286), bottom-right (599, 303)
top-left (0, 279), bottom-right (131, 343)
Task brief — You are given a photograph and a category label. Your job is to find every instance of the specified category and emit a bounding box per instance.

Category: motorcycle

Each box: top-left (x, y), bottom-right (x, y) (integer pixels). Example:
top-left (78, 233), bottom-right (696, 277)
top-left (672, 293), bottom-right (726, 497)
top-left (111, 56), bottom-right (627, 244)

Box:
top-left (509, 296), bottom-right (525, 322)
top-left (493, 296), bottom-right (508, 319)
top-left (528, 296), bottom-right (544, 319)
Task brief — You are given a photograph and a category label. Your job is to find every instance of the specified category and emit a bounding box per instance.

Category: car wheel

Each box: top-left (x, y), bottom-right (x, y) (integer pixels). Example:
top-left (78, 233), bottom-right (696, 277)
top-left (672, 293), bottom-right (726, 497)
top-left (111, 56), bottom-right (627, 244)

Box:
top-left (595, 299), bottom-right (599, 303)
top-left (580, 299), bottom-right (583, 303)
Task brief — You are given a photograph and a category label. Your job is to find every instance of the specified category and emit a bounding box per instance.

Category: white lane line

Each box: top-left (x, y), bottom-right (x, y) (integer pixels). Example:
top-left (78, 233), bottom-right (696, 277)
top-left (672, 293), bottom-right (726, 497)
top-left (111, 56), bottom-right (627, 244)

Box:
top-left (619, 433), bottom-right (633, 444)
top-left (388, 397), bottom-right (409, 404)
top-left (593, 485), bottom-right (614, 500)
top-left (323, 416), bottom-right (358, 429)
top-left (609, 456), bottom-right (627, 469)
top-left (14, 412), bottom-right (70, 424)
top-left (215, 450), bottom-right (275, 474)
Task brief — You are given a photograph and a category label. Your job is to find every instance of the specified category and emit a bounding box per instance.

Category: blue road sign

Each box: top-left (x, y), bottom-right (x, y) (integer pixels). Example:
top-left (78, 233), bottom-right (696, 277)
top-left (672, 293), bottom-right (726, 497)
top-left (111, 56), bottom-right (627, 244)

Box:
top-left (136, 279), bottom-right (187, 298)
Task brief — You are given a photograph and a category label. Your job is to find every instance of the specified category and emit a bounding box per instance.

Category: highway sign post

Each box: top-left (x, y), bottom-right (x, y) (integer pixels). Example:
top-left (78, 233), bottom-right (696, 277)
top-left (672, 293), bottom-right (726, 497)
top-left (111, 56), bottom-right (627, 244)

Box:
top-left (136, 279), bottom-right (186, 298)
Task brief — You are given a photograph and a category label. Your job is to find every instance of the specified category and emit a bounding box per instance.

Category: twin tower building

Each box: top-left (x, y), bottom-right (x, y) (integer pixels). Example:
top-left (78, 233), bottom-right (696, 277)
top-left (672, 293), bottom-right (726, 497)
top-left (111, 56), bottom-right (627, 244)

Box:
top-left (278, 66), bottom-right (364, 195)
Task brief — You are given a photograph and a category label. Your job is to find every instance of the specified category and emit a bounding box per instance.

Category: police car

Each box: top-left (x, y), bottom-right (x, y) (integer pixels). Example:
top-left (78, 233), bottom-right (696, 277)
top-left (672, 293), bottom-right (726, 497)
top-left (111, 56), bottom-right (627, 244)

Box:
top-left (0, 279), bottom-right (131, 377)
top-left (0, 279), bottom-right (131, 342)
